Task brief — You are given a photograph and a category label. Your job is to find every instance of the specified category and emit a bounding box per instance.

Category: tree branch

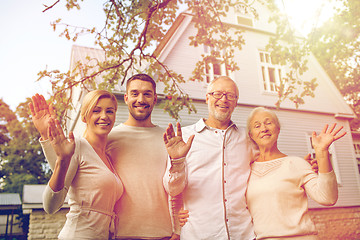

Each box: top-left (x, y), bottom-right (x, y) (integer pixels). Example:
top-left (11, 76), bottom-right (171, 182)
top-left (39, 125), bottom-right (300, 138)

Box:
top-left (43, 0), bottom-right (61, 13)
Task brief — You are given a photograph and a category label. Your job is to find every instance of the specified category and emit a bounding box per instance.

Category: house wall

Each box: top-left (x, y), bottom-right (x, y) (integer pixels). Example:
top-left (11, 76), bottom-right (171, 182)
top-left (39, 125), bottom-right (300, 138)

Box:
top-left (27, 209), bottom-right (67, 240)
top-left (309, 207), bottom-right (360, 240)
top-left (221, 1), bottom-right (278, 33)
top-left (158, 19), bottom-right (353, 117)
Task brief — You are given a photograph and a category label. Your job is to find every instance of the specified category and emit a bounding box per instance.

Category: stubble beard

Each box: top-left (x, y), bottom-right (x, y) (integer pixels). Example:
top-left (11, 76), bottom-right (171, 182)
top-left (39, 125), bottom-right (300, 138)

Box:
top-left (208, 105), bottom-right (231, 123)
top-left (129, 108), bottom-right (152, 121)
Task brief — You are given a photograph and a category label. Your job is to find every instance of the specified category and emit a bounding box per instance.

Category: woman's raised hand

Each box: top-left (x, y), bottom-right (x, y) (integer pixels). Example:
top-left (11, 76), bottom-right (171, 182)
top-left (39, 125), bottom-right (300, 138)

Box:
top-left (29, 94), bottom-right (56, 140)
top-left (48, 118), bottom-right (75, 163)
top-left (311, 123), bottom-right (346, 151)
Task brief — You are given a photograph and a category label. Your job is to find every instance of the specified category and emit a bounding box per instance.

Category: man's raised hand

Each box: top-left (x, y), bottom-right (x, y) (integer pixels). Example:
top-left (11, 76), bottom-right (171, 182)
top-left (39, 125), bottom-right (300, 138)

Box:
top-left (163, 122), bottom-right (194, 160)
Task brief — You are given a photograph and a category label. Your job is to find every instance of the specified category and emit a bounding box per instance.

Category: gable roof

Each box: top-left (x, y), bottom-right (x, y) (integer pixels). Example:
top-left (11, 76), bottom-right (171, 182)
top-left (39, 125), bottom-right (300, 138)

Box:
top-left (152, 5), bottom-right (356, 118)
top-left (153, 12), bottom-right (189, 58)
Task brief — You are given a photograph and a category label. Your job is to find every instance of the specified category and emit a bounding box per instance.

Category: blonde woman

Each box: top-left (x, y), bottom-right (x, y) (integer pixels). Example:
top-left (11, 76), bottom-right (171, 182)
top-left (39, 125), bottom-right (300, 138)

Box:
top-left (30, 90), bottom-right (123, 239)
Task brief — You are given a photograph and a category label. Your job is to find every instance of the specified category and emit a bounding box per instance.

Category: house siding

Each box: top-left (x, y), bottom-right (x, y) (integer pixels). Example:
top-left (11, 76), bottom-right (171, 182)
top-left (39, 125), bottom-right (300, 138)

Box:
top-left (158, 19), bottom-right (354, 117)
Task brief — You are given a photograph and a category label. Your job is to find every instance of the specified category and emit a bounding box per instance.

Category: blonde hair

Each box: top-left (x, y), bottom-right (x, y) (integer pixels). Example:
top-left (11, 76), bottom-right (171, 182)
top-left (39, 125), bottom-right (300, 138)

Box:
top-left (80, 90), bottom-right (118, 123)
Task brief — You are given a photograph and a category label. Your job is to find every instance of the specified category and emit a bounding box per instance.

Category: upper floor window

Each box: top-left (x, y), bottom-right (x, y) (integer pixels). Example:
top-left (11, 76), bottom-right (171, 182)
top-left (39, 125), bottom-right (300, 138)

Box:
top-left (306, 133), bottom-right (341, 184)
top-left (204, 45), bottom-right (232, 83)
top-left (234, 4), bottom-right (254, 27)
top-left (259, 51), bottom-right (283, 93)
top-left (353, 142), bottom-right (360, 174)
top-left (354, 142), bottom-right (360, 154)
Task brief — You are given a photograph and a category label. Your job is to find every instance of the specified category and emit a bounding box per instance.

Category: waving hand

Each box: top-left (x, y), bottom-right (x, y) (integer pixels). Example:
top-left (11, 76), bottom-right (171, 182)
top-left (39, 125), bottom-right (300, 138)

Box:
top-left (311, 123), bottom-right (346, 151)
top-left (29, 94), bottom-right (56, 140)
top-left (163, 123), bottom-right (194, 160)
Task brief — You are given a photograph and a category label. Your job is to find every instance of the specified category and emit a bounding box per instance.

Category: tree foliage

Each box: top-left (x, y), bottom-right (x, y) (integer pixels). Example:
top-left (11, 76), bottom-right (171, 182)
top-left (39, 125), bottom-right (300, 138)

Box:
top-left (0, 99), bottom-right (50, 197)
top-left (310, 0), bottom-right (360, 130)
top-left (38, 0), bottom-right (317, 122)
top-left (265, 1), bottom-right (318, 108)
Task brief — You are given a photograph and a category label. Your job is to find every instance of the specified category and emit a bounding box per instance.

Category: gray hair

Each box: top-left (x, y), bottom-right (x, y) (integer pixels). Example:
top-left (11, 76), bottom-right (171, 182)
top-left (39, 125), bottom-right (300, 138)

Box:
top-left (206, 76), bottom-right (239, 97)
top-left (246, 107), bottom-right (281, 140)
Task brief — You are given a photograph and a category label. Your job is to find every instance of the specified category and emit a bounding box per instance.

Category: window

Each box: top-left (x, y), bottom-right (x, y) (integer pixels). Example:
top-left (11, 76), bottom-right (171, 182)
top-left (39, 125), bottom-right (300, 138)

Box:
top-left (234, 4), bottom-right (253, 27)
top-left (353, 142), bottom-right (360, 174)
top-left (205, 59), bottom-right (222, 83)
top-left (204, 45), bottom-right (232, 83)
top-left (259, 51), bottom-right (283, 93)
top-left (306, 133), bottom-right (341, 184)
top-left (354, 143), bottom-right (360, 154)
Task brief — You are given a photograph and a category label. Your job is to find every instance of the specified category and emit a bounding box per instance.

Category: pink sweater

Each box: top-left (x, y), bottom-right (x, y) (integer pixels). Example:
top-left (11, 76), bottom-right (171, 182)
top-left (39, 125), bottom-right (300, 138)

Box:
top-left (246, 156), bottom-right (338, 239)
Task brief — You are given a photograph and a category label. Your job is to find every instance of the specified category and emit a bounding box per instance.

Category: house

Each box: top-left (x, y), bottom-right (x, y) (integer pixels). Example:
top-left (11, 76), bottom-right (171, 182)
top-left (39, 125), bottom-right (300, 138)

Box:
top-left (0, 193), bottom-right (23, 239)
top-left (23, 185), bottom-right (68, 240)
top-left (65, 2), bottom-right (360, 239)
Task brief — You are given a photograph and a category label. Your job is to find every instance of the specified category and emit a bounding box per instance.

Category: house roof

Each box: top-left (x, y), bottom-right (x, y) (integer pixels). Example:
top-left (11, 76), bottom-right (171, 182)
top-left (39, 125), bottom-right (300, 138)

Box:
top-left (22, 184), bottom-right (46, 204)
top-left (70, 45), bottom-right (106, 70)
top-left (0, 193), bottom-right (21, 206)
top-left (69, 45), bottom-right (147, 93)
top-left (69, 45), bottom-right (120, 90)
top-left (0, 193), bottom-right (21, 215)
top-left (150, 4), bottom-right (356, 118)
top-left (153, 12), bottom-right (187, 57)
top-left (22, 184), bottom-right (69, 212)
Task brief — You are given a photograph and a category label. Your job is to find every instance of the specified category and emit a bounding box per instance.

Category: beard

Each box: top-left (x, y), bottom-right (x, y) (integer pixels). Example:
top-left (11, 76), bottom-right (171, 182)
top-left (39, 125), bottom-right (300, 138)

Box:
top-left (129, 107), bottom-right (152, 121)
top-left (208, 105), bottom-right (231, 122)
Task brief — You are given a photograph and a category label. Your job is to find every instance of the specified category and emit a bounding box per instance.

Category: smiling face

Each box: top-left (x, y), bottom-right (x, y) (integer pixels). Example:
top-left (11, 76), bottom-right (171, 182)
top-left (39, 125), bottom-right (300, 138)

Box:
top-left (249, 110), bottom-right (280, 149)
top-left (206, 77), bottom-right (238, 128)
top-left (124, 79), bottom-right (157, 124)
top-left (85, 97), bottom-right (117, 137)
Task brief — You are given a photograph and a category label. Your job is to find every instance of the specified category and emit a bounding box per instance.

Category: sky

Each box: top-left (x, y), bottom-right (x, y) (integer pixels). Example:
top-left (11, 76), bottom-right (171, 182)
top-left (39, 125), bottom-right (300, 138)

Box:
top-left (0, 0), bottom-right (338, 112)
top-left (0, 1), bottom-right (104, 111)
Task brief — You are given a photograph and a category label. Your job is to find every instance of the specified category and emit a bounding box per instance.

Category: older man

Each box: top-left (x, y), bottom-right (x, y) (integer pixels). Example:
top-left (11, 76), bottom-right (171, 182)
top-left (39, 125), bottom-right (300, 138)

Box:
top-left (163, 76), bottom-right (255, 239)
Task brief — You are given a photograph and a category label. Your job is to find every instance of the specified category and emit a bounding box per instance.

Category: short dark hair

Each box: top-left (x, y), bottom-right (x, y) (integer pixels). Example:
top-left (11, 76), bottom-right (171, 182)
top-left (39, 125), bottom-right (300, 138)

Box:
top-left (126, 74), bottom-right (156, 93)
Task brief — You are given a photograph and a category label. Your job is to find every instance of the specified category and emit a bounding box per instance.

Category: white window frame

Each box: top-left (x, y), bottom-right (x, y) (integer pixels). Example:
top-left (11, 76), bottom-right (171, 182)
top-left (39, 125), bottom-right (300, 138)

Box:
top-left (259, 51), bottom-right (283, 93)
top-left (305, 133), bottom-right (341, 184)
top-left (203, 45), bottom-right (233, 84)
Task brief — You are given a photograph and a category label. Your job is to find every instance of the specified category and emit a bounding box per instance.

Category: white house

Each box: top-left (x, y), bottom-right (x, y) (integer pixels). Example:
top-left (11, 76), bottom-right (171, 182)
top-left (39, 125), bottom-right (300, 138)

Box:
top-left (64, 2), bottom-right (360, 239)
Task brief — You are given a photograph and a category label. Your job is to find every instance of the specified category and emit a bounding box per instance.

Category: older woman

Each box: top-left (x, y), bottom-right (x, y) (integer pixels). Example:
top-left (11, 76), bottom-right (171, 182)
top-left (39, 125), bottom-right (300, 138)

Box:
top-left (245, 107), bottom-right (345, 240)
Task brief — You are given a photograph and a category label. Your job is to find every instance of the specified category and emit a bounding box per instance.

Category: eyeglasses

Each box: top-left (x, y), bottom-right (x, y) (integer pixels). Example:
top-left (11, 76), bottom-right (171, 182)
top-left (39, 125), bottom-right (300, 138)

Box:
top-left (208, 91), bottom-right (237, 101)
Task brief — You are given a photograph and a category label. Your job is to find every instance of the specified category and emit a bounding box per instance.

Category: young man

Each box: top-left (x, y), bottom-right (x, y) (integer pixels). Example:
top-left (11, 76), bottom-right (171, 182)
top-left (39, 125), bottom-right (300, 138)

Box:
top-left (106, 74), bottom-right (180, 239)
top-left (30, 74), bottom-right (180, 240)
